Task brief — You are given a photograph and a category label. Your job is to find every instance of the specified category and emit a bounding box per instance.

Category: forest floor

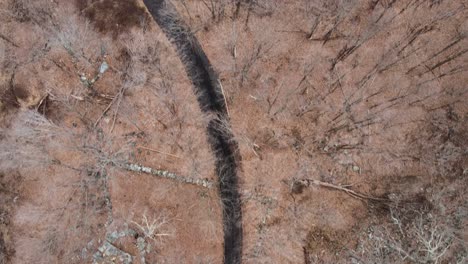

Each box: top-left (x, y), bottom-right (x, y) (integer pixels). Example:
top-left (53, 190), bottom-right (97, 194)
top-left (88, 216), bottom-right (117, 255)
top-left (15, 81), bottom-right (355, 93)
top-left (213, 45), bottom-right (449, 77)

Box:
top-left (0, 0), bottom-right (467, 263)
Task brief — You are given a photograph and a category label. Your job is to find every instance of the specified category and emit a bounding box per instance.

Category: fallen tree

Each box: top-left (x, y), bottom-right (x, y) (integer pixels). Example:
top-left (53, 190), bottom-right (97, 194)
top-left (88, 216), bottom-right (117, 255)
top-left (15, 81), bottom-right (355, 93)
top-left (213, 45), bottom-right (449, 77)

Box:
top-left (121, 163), bottom-right (214, 188)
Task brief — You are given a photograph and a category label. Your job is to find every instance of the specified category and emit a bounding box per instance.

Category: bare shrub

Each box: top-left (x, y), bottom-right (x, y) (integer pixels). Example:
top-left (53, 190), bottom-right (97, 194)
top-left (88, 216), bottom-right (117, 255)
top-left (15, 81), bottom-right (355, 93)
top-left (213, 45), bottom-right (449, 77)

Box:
top-left (0, 110), bottom-right (62, 170)
top-left (78, 131), bottom-right (136, 172)
top-left (222, 18), bottom-right (274, 88)
top-left (10, 109), bottom-right (61, 140)
top-left (6, 0), bottom-right (55, 25)
top-left (200, 0), bottom-right (229, 23)
top-left (120, 30), bottom-right (159, 89)
top-left (238, 0), bottom-right (278, 22)
top-left (238, 41), bottom-right (271, 85)
top-left (354, 199), bottom-right (465, 264)
top-left (131, 212), bottom-right (172, 249)
top-left (0, 108), bottom-right (135, 172)
top-left (386, 213), bottom-right (454, 263)
top-left (51, 14), bottom-right (104, 62)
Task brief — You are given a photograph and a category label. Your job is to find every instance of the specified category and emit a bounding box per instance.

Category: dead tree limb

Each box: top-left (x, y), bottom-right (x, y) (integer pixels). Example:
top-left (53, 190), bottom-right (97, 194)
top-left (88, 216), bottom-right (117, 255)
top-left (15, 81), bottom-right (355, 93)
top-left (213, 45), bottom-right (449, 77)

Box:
top-left (121, 163), bottom-right (214, 188)
top-left (218, 79), bottom-right (230, 117)
top-left (136, 146), bottom-right (181, 159)
top-left (293, 179), bottom-right (389, 203)
top-left (0, 33), bottom-right (19, 47)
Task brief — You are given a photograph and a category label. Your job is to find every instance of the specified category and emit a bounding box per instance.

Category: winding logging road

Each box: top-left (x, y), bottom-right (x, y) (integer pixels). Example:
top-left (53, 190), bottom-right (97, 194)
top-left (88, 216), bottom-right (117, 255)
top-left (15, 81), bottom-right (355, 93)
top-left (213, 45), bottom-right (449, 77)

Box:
top-left (143, 0), bottom-right (243, 263)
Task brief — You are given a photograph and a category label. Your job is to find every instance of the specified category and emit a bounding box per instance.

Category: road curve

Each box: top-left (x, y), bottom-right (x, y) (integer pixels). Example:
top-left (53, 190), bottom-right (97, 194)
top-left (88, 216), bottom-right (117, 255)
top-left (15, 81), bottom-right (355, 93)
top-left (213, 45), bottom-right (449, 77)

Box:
top-left (142, 1), bottom-right (243, 263)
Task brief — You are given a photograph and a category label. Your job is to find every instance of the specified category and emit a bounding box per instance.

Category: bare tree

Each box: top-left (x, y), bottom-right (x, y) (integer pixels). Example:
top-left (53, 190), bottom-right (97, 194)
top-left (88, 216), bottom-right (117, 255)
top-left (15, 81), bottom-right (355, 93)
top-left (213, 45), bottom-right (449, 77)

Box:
top-left (200, 0), bottom-right (228, 23)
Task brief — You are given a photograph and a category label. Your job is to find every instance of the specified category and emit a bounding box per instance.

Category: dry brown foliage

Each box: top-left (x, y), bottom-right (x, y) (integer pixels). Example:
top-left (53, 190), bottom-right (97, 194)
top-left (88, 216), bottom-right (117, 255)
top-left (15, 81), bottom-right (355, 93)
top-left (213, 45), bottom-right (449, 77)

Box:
top-left (75, 0), bottom-right (150, 38)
